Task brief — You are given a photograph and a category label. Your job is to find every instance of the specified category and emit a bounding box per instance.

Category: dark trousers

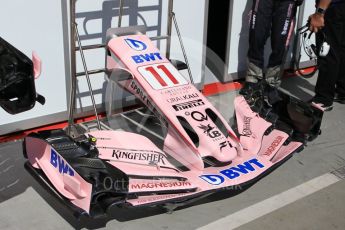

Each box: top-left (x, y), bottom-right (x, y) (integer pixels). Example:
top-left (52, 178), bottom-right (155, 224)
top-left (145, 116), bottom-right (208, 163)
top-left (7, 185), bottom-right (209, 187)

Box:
top-left (315, 3), bottom-right (345, 105)
top-left (248, 0), bottom-right (297, 69)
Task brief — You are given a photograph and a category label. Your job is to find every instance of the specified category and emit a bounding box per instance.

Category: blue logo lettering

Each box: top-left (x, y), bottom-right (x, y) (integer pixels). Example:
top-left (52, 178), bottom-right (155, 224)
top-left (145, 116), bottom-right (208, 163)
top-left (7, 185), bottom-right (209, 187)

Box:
top-left (220, 168), bottom-right (241, 179)
top-left (132, 55), bottom-right (144, 63)
top-left (50, 149), bottom-right (74, 176)
top-left (201, 158), bottom-right (265, 185)
top-left (228, 161), bottom-right (256, 175)
top-left (200, 175), bottom-right (225, 185)
top-left (132, 52), bottom-right (162, 64)
top-left (248, 158), bottom-right (265, 168)
top-left (141, 53), bottom-right (158, 62)
top-left (50, 149), bottom-right (58, 167)
top-left (125, 38), bottom-right (147, 51)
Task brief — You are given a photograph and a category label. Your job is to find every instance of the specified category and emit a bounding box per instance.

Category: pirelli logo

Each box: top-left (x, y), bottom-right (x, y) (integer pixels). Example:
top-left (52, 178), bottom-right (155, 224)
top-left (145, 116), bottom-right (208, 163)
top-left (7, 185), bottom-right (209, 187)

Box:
top-left (172, 99), bottom-right (205, 111)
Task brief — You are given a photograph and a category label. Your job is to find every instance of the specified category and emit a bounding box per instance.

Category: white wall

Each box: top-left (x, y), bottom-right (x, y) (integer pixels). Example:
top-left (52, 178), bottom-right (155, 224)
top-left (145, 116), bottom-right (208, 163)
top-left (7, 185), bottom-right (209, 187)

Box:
top-left (0, 0), bottom-right (208, 135)
top-left (227, 0), bottom-right (252, 78)
top-left (299, 0), bottom-right (317, 63)
top-left (169, 0), bottom-right (208, 86)
top-left (0, 0), bottom-right (68, 135)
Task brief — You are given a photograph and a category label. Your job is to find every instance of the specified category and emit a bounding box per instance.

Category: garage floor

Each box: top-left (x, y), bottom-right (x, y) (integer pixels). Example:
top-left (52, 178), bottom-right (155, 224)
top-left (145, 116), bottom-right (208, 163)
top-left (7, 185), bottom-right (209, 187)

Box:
top-left (1, 75), bottom-right (345, 230)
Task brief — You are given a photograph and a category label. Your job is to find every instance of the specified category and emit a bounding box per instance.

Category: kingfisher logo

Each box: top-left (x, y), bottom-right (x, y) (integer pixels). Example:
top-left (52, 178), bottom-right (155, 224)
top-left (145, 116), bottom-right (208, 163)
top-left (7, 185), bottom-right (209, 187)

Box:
top-left (50, 149), bottom-right (75, 176)
top-left (242, 116), bottom-right (252, 136)
top-left (125, 38), bottom-right (147, 51)
top-left (200, 158), bottom-right (265, 185)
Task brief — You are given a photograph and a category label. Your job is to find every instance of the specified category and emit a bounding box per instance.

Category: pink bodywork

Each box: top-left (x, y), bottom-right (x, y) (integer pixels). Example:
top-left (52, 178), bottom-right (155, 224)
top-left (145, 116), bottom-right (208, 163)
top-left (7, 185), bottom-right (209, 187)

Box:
top-left (25, 34), bottom-right (303, 213)
top-left (25, 137), bottom-right (93, 213)
top-left (311, 102), bottom-right (326, 112)
top-left (96, 35), bottom-right (301, 206)
top-left (107, 34), bottom-right (240, 170)
top-left (32, 51), bottom-right (41, 79)
top-left (87, 128), bottom-right (301, 207)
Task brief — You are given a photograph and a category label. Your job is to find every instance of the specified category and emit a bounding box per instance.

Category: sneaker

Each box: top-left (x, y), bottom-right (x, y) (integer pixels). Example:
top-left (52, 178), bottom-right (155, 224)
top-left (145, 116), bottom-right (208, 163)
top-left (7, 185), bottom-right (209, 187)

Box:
top-left (239, 82), bottom-right (258, 96)
top-left (239, 82), bottom-right (265, 107)
top-left (334, 92), bottom-right (345, 104)
top-left (311, 101), bottom-right (333, 111)
top-left (263, 84), bottom-right (282, 107)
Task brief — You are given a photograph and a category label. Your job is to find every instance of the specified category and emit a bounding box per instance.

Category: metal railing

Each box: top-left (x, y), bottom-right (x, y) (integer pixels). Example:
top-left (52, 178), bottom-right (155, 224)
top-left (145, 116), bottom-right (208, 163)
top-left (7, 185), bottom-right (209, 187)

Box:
top-left (66, 0), bottom-right (192, 136)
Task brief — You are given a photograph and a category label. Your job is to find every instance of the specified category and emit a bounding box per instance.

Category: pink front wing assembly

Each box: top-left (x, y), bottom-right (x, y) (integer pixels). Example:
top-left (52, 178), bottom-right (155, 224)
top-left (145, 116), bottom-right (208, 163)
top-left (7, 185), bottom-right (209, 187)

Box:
top-left (107, 34), bottom-right (240, 170)
top-left (23, 32), bottom-right (317, 218)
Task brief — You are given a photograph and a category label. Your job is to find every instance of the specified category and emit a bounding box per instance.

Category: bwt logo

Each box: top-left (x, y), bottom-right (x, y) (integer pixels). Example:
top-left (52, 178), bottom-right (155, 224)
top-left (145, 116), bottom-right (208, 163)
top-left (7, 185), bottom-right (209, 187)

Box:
top-left (50, 149), bottom-right (75, 177)
top-left (132, 53), bottom-right (162, 64)
top-left (125, 38), bottom-right (147, 51)
top-left (200, 158), bottom-right (264, 185)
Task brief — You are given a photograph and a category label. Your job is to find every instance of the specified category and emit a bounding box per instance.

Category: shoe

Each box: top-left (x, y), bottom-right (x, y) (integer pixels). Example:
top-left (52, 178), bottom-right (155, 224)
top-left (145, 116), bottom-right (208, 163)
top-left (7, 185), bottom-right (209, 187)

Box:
top-left (262, 83), bottom-right (282, 107)
top-left (239, 82), bottom-right (265, 108)
top-left (311, 101), bottom-right (333, 111)
top-left (334, 92), bottom-right (345, 104)
top-left (239, 82), bottom-right (258, 96)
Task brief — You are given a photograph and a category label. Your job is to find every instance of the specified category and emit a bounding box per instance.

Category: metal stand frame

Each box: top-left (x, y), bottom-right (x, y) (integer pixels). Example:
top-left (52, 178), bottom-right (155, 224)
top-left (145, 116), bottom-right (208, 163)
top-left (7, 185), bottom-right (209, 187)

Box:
top-left (66, 0), bottom-right (193, 136)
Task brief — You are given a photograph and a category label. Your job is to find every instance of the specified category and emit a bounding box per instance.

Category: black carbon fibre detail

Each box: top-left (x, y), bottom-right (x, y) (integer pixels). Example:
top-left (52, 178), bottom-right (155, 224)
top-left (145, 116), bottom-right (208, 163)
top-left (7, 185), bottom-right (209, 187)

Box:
top-left (176, 115), bottom-right (200, 148)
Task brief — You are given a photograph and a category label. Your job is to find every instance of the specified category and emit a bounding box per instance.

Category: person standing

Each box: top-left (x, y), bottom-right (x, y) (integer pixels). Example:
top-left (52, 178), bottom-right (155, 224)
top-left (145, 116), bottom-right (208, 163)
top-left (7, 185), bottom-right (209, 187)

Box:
top-left (241, 0), bottom-right (303, 95)
top-left (309, 0), bottom-right (345, 111)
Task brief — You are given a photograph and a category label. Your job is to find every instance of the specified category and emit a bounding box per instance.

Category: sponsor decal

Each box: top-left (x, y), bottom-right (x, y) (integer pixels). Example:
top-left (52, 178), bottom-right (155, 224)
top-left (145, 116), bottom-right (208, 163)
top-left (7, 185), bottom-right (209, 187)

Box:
top-left (191, 111), bottom-right (208, 122)
top-left (130, 80), bottom-right (149, 103)
top-left (281, 4), bottom-right (294, 35)
top-left (131, 181), bottom-right (192, 190)
top-left (251, 1), bottom-right (260, 29)
top-left (200, 158), bottom-right (265, 185)
top-left (135, 193), bottom-right (186, 205)
top-left (172, 99), bottom-right (205, 111)
top-left (281, 19), bottom-right (290, 35)
top-left (219, 141), bottom-right (233, 152)
top-left (264, 136), bottom-right (285, 156)
top-left (242, 116), bottom-right (252, 136)
top-left (125, 38), bottom-right (147, 51)
top-left (160, 85), bottom-right (193, 96)
top-left (112, 149), bottom-right (167, 165)
top-left (167, 93), bottom-right (199, 104)
top-left (187, 110), bottom-right (225, 142)
top-left (198, 124), bottom-right (222, 139)
top-left (50, 149), bottom-right (74, 176)
top-left (138, 63), bottom-right (188, 89)
top-left (129, 80), bottom-right (168, 127)
top-left (251, 14), bottom-right (256, 29)
top-left (132, 53), bottom-right (162, 64)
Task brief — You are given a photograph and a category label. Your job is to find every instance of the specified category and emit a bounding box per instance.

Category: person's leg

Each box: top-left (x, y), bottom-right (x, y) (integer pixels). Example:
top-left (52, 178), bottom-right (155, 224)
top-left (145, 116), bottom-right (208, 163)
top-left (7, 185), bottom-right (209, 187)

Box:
top-left (266, 0), bottom-right (297, 87)
top-left (246, 0), bottom-right (274, 84)
top-left (314, 4), bottom-right (344, 107)
top-left (334, 3), bottom-right (345, 103)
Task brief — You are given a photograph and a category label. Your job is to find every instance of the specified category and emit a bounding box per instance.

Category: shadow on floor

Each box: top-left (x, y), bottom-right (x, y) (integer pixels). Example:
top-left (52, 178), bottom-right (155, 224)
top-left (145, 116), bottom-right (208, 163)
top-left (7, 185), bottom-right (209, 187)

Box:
top-left (281, 74), bottom-right (316, 101)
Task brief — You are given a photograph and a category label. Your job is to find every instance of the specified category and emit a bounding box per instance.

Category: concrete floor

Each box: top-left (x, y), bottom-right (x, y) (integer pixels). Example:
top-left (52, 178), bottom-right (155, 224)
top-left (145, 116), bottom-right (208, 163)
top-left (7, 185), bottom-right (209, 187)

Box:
top-left (1, 75), bottom-right (345, 230)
